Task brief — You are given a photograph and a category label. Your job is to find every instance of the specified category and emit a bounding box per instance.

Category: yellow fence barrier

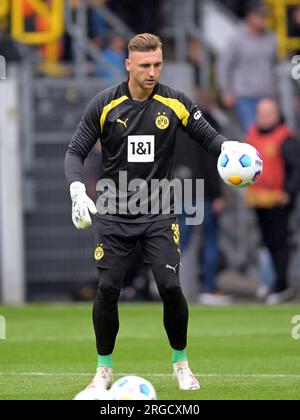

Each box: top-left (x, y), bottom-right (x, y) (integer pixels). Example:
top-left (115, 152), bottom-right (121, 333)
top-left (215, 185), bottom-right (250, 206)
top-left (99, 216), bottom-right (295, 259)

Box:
top-left (11, 0), bottom-right (64, 45)
top-left (265, 0), bottom-right (300, 58)
top-left (0, 0), bottom-right (9, 18)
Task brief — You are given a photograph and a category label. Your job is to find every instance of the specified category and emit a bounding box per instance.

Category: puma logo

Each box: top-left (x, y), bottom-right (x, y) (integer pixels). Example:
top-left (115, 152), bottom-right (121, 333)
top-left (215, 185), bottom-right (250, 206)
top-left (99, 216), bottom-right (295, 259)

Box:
top-left (166, 264), bottom-right (180, 274)
top-left (116, 118), bottom-right (129, 128)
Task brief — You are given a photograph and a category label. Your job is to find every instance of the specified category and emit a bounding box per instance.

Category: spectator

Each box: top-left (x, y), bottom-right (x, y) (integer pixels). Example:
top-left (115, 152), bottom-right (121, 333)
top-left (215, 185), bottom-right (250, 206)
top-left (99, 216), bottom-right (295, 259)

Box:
top-left (246, 98), bottom-right (300, 304)
top-left (175, 92), bottom-right (231, 306)
top-left (218, 1), bottom-right (278, 134)
top-left (88, 0), bottom-right (111, 39)
top-left (219, 0), bottom-right (248, 18)
top-left (94, 34), bottom-right (127, 82)
top-left (288, 6), bottom-right (300, 38)
top-left (186, 38), bottom-right (205, 88)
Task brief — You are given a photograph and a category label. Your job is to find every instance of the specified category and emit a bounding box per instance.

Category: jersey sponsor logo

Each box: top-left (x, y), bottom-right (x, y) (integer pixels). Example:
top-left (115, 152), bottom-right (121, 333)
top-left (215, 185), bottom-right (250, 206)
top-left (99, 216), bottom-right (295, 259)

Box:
top-left (155, 112), bottom-right (170, 130)
top-left (128, 135), bottom-right (155, 163)
top-left (116, 118), bottom-right (129, 128)
top-left (194, 110), bottom-right (202, 120)
top-left (94, 244), bottom-right (104, 261)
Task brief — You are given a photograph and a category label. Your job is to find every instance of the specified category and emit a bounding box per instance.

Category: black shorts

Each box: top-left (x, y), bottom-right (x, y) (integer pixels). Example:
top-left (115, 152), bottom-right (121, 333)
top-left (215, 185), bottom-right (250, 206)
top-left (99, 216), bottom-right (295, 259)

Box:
top-left (94, 217), bottom-right (181, 269)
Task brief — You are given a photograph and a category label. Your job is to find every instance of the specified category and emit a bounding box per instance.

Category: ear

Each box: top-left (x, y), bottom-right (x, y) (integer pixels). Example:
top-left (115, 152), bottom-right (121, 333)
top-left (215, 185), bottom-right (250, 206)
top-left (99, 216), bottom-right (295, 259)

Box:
top-left (125, 59), bottom-right (131, 72)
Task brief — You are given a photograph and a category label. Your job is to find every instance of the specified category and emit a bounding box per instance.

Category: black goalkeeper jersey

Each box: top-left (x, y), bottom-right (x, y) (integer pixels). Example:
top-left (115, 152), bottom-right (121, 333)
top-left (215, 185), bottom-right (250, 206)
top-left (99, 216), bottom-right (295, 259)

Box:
top-left (65, 81), bottom-right (227, 223)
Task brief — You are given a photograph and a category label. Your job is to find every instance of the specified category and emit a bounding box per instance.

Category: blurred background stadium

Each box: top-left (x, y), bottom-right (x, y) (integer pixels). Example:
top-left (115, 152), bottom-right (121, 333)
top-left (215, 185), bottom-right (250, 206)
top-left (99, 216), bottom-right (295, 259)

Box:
top-left (1, 0), bottom-right (300, 305)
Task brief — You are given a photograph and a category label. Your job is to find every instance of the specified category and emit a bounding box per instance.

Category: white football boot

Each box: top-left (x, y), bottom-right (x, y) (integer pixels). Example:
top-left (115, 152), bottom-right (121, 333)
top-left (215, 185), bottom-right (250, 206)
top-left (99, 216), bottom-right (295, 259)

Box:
top-left (173, 361), bottom-right (200, 390)
top-left (86, 367), bottom-right (113, 392)
top-left (265, 288), bottom-right (295, 305)
top-left (198, 293), bottom-right (233, 306)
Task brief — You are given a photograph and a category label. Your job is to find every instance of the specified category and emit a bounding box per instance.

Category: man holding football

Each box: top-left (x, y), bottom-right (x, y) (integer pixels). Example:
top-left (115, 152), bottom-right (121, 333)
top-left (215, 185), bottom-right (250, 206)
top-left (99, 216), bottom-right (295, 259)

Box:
top-left (65, 33), bottom-right (236, 395)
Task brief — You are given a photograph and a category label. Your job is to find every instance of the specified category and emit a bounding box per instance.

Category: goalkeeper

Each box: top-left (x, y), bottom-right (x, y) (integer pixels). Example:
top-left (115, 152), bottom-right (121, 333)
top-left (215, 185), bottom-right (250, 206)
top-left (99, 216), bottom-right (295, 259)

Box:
top-left (65, 33), bottom-right (235, 395)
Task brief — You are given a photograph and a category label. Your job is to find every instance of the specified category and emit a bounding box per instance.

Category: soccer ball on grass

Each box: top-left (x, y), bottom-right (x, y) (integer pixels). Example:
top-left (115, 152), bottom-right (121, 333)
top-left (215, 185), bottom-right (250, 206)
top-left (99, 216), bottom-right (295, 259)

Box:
top-left (110, 376), bottom-right (157, 400)
top-left (73, 389), bottom-right (112, 400)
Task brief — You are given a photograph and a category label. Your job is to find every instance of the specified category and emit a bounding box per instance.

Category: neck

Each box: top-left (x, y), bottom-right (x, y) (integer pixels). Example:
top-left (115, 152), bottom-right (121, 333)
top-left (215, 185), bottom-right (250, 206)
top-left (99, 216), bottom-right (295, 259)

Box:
top-left (128, 78), bottom-right (154, 101)
top-left (258, 122), bottom-right (281, 134)
top-left (247, 25), bottom-right (265, 35)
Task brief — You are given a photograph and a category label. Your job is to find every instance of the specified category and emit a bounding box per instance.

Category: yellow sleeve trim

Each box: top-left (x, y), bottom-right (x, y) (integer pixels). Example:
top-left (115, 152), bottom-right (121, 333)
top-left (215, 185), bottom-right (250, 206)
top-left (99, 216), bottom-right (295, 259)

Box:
top-left (100, 95), bottom-right (129, 133)
top-left (153, 94), bottom-right (190, 127)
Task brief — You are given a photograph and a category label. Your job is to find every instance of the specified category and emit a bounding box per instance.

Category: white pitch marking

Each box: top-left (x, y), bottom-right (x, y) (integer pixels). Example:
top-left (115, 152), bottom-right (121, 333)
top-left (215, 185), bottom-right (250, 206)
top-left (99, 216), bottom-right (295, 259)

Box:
top-left (0, 372), bottom-right (300, 379)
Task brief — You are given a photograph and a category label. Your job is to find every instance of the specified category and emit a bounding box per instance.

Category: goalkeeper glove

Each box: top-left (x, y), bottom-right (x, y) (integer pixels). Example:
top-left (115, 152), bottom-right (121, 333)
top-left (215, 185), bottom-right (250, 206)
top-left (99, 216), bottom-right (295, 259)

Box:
top-left (70, 181), bottom-right (97, 229)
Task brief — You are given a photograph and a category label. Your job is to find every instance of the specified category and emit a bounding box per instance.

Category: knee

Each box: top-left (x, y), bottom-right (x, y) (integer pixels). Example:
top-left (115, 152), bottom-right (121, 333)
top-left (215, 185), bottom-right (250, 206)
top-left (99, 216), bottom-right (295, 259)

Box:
top-left (158, 284), bottom-right (183, 302)
top-left (151, 263), bottom-right (183, 301)
top-left (96, 283), bottom-right (121, 304)
top-left (96, 268), bottom-right (123, 303)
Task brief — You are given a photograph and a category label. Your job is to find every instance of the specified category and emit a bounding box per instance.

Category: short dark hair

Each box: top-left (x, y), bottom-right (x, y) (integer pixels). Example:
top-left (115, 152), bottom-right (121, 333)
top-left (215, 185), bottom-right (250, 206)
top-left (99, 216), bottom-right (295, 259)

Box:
top-left (246, 1), bottom-right (268, 16)
top-left (128, 33), bottom-right (162, 53)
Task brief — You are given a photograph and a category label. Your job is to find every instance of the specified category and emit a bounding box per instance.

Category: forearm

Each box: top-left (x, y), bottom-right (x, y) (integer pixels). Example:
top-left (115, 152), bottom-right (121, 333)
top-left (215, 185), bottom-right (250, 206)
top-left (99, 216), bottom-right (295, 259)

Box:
top-left (285, 166), bottom-right (300, 195)
top-left (188, 115), bottom-right (227, 157)
top-left (202, 133), bottom-right (227, 157)
top-left (65, 118), bottom-right (99, 184)
top-left (64, 149), bottom-right (85, 185)
top-left (65, 93), bottom-right (102, 185)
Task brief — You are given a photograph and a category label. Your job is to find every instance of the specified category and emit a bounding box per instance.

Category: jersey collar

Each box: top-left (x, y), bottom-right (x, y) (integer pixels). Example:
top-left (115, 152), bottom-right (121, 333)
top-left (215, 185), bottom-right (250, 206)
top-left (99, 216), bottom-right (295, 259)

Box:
top-left (123, 80), bottom-right (160, 102)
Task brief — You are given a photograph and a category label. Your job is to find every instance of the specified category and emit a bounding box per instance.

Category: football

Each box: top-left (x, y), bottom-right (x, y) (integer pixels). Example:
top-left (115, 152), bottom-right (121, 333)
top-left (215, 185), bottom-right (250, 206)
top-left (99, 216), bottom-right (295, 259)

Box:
top-left (110, 376), bottom-right (157, 400)
top-left (217, 143), bottom-right (263, 188)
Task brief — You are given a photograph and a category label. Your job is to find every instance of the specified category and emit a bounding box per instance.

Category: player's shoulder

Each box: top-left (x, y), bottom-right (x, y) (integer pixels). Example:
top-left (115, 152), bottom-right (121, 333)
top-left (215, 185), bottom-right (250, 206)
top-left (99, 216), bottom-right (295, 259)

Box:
top-left (90, 82), bottom-right (128, 107)
top-left (156, 83), bottom-right (187, 101)
top-left (157, 84), bottom-right (194, 109)
top-left (155, 83), bottom-right (194, 110)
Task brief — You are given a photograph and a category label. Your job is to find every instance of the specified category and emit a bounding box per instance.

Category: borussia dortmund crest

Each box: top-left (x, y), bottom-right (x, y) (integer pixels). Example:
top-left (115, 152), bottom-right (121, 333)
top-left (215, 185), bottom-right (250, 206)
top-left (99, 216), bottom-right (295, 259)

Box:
top-left (155, 112), bottom-right (169, 130)
top-left (94, 245), bottom-right (104, 261)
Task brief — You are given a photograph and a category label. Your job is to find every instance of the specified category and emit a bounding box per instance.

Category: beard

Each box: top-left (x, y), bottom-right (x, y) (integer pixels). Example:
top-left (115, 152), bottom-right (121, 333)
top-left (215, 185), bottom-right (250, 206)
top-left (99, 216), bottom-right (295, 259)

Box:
top-left (134, 75), bottom-right (158, 91)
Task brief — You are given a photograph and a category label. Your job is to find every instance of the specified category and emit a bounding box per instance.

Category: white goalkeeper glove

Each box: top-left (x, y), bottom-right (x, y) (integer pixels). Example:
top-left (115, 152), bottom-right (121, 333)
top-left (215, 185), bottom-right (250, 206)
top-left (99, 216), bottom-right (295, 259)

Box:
top-left (70, 182), bottom-right (97, 229)
top-left (221, 141), bottom-right (242, 153)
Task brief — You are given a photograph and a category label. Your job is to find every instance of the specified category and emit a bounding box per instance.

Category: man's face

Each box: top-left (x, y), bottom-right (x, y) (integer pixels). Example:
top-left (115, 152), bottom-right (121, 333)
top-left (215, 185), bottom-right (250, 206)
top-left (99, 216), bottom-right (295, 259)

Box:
top-left (247, 12), bottom-right (268, 32)
top-left (256, 100), bottom-right (280, 130)
top-left (125, 48), bottom-right (163, 91)
top-left (293, 7), bottom-right (300, 25)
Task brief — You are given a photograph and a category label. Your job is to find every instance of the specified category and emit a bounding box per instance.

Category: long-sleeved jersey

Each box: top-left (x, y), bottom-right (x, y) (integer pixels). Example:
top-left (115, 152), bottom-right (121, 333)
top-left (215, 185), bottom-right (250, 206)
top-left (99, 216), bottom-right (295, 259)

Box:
top-left (65, 81), bottom-right (227, 222)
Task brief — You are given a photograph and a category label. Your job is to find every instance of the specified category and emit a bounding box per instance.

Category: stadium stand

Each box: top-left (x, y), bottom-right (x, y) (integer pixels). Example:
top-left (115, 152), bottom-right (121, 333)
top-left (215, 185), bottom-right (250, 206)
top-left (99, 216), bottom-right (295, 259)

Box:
top-left (0, 0), bottom-right (299, 302)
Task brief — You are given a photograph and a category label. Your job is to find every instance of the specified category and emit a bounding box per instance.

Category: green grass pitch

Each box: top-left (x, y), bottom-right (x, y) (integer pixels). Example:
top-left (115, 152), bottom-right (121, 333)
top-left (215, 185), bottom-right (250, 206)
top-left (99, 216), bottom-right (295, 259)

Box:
top-left (0, 303), bottom-right (300, 400)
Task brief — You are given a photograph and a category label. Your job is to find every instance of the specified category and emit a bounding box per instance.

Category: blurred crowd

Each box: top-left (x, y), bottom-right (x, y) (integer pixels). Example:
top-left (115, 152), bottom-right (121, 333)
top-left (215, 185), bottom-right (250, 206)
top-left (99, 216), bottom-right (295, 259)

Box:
top-left (0, 0), bottom-right (164, 78)
top-left (1, 0), bottom-right (300, 77)
top-left (1, 0), bottom-right (300, 304)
